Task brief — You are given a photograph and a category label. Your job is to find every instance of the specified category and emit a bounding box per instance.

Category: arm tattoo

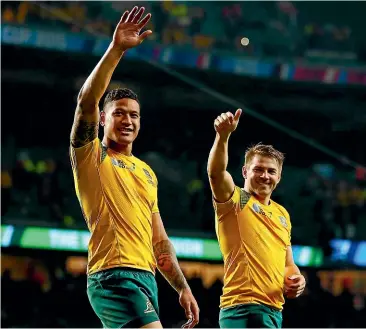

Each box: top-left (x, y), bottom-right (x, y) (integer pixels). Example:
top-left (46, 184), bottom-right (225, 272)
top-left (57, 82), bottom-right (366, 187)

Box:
top-left (153, 239), bottom-right (188, 293)
top-left (71, 117), bottom-right (99, 148)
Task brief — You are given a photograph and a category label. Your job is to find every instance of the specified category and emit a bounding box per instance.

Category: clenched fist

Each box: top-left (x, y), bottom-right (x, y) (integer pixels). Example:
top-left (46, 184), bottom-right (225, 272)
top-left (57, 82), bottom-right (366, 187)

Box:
top-left (214, 109), bottom-right (242, 137)
top-left (284, 274), bottom-right (306, 299)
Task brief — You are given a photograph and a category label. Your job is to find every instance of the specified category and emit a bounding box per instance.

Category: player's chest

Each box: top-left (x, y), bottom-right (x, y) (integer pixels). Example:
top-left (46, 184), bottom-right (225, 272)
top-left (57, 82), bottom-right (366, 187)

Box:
top-left (240, 202), bottom-right (290, 245)
top-left (99, 155), bottom-right (156, 196)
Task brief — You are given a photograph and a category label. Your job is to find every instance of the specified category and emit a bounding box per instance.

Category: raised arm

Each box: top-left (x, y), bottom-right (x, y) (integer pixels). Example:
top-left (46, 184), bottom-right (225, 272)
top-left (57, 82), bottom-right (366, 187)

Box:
top-left (207, 109), bottom-right (242, 202)
top-left (70, 6), bottom-right (152, 147)
top-left (152, 213), bottom-right (200, 328)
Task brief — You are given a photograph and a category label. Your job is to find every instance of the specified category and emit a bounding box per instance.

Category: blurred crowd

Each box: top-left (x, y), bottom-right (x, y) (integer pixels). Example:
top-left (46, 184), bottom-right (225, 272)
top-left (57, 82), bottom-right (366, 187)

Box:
top-left (1, 255), bottom-right (366, 328)
top-left (300, 169), bottom-right (366, 255)
top-left (1, 1), bottom-right (363, 62)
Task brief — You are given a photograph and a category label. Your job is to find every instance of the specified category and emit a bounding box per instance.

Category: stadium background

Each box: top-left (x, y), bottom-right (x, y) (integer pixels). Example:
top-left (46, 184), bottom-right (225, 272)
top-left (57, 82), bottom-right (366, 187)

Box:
top-left (1, 1), bottom-right (366, 328)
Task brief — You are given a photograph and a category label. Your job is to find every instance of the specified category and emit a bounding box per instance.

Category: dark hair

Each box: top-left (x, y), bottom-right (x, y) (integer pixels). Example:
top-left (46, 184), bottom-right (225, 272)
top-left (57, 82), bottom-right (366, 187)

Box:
top-left (103, 88), bottom-right (139, 110)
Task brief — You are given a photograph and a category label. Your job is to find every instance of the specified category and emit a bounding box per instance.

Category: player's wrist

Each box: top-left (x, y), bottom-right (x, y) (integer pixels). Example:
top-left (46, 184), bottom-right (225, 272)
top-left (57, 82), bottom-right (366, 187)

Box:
top-left (216, 132), bottom-right (231, 142)
top-left (109, 41), bottom-right (128, 54)
top-left (178, 283), bottom-right (191, 295)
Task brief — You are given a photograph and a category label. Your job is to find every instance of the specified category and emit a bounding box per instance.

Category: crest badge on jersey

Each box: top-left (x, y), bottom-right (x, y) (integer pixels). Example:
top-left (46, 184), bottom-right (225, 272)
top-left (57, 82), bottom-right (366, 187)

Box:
top-left (279, 216), bottom-right (288, 228)
top-left (143, 168), bottom-right (156, 187)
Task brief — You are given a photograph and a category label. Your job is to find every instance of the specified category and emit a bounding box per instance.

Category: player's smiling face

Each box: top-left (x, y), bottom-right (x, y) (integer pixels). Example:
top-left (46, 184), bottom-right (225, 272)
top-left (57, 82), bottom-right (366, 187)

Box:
top-left (243, 155), bottom-right (281, 199)
top-left (101, 98), bottom-right (141, 145)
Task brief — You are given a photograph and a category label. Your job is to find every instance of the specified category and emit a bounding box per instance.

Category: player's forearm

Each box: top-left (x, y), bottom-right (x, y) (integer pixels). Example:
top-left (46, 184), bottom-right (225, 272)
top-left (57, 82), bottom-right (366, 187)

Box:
top-left (153, 239), bottom-right (189, 293)
top-left (78, 43), bottom-right (125, 110)
top-left (207, 133), bottom-right (230, 177)
top-left (285, 264), bottom-right (301, 277)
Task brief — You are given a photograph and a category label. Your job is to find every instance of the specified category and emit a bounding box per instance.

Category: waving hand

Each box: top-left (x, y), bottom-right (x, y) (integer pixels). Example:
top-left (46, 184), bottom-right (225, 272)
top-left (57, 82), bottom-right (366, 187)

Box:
top-left (112, 6), bottom-right (153, 51)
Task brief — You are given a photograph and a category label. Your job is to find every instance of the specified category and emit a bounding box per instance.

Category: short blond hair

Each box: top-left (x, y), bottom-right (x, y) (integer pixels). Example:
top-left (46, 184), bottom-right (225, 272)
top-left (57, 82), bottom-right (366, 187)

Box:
top-left (244, 143), bottom-right (285, 169)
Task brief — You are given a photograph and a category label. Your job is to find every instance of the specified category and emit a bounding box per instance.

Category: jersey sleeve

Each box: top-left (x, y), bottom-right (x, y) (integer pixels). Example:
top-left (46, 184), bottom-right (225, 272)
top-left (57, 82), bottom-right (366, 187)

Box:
top-left (213, 186), bottom-right (241, 221)
top-left (151, 169), bottom-right (159, 214)
top-left (287, 214), bottom-right (292, 246)
top-left (70, 138), bottom-right (101, 170)
top-left (281, 206), bottom-right (292, 246)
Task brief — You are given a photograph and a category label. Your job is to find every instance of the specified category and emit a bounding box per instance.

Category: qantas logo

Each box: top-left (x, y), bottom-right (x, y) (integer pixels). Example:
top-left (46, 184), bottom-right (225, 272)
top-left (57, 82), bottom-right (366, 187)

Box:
top-left (111, 158), bottom-right (135, 171)
top-left (252, 203), bottom-right (266, 216)
top-left (253, 203), bottom-right (288, 227)
top-left (252, 203), bottom-right (273, 219)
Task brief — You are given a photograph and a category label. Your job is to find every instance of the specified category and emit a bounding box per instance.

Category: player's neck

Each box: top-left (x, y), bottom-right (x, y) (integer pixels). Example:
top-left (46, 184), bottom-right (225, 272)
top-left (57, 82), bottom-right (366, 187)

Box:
top-left (254, 193), bottom-right (271, 206)
top-left (257, 195), bottom-right (271, 206)
top-left (103, 137), bottom-right (133, 156)
top-left (244, 186), bottom-right (271, 206)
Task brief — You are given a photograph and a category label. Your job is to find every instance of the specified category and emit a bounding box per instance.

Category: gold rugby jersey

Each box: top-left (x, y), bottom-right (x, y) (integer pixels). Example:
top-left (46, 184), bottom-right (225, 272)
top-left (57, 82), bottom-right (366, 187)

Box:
top-left (70, 138), bottom-right (159, 275)
top-left (214, 186), bottom-right (291, 310)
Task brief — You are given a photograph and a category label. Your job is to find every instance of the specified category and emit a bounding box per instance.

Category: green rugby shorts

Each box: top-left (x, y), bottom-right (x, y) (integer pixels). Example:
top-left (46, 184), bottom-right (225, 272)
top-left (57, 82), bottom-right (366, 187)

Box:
top-left (219, 303), bottom-right (283, 328)
top-left (87, 267), bottom-right (159, 328)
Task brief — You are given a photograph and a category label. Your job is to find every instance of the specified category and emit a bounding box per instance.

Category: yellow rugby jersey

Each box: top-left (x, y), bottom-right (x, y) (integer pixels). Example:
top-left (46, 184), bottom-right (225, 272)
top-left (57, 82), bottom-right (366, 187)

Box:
top-left (214, 186), bottom-right (292, 311)
top-left (70, 138), bottom-right (159, 275)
